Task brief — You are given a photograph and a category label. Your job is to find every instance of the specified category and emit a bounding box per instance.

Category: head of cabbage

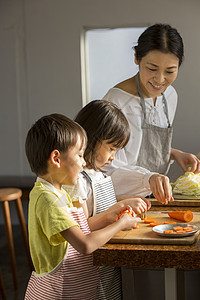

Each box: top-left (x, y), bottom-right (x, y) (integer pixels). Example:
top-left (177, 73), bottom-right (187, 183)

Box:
top-left (172, 172), bottom-right (200, 196)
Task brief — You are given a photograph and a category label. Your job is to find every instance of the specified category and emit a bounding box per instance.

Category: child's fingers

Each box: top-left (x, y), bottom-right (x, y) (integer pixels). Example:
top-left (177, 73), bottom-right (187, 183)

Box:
top-left (143, 198), bottom-right (151, 209)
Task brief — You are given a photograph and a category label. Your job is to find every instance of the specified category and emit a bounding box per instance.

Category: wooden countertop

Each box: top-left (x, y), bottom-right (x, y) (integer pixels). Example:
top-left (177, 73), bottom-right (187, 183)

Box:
top-left (93, 206), bottom-right (200, 270)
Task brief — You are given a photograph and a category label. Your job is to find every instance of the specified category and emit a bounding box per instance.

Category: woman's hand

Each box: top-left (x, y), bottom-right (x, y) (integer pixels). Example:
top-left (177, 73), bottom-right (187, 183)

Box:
top-left (171, 148), bottom-right (200, 174)
top-left (149, 173), bottom-right (172, 204)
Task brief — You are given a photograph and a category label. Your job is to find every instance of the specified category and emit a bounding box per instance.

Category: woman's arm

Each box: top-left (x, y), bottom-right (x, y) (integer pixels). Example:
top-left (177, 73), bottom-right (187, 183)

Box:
top-left (171, 148), bottom-right (200, 174)
top-left (61, 213), bottom-right (141, 255)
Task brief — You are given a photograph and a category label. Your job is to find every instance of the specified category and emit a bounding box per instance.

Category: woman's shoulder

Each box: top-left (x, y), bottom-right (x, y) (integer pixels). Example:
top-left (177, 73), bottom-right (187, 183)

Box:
top-left (103, 76), bottom-right (138, 104)
top-left (164, 85), bottom-right (177, 100)
top-left (115, 77), bottom-right (137, 94)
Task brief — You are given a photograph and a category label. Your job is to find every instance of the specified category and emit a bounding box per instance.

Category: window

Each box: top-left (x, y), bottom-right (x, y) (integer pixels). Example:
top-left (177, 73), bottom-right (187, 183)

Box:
top-left (81, 27), bottom-right (146, 105)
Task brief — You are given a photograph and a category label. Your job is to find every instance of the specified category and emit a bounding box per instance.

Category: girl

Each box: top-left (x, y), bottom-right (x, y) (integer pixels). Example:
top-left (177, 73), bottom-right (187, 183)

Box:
top-left (64, 100), bottom-right (151, 299)
top-left (24, 113), bottom-right (141, 300)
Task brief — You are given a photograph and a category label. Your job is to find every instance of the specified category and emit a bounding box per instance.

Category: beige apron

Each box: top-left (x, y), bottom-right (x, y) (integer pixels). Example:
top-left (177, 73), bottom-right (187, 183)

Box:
top-left (136, 72), bottom-right (173, 175)
top-left (122, 73), bottom-right (173, 300)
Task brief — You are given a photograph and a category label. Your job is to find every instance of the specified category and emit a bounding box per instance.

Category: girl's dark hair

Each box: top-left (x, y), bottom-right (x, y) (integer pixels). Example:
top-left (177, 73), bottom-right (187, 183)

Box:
top-left (134, 23), bottom-right (184, 66)
top-left (74, 100), bottom-right (130, 170)
top-left (25, 113), bottom-right (87, 175)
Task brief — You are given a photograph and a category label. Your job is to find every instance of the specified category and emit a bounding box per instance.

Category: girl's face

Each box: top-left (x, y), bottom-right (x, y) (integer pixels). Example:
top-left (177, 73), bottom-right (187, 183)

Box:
top-left (95, 140), bottom-right (118, 169)
top-left (135, 50), bottom-right (179, 100)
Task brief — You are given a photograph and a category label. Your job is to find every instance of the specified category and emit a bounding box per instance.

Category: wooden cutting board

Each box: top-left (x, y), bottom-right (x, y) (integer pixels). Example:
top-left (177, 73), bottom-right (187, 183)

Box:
top-left (151, 197), bottom-right (200, 207)
top-left (109, 212), bottom-right (200, 245)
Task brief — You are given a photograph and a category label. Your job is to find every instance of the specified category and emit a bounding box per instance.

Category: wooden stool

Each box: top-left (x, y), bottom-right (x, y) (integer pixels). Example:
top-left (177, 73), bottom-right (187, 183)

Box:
top-left (0, 268), bottom-right (6, 300)
top-left (0, 188), bottom-right (33, 289)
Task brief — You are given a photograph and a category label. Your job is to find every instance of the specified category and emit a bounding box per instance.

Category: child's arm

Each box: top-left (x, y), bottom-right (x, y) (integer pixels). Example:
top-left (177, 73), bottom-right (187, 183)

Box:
top-left (87, 197), bottom-right (151, 231)
top-left (61, 213), bottom-right (141, 255)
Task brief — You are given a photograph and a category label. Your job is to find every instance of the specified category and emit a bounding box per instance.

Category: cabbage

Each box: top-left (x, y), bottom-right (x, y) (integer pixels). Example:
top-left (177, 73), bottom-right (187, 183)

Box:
top-left (173, 172), bottom-right (200, 196)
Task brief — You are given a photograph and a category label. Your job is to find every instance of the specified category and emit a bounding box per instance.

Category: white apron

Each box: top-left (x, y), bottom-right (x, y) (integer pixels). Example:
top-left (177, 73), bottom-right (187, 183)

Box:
top-left (24, 183), bottom-right (99, 300)
top-left (82, 171), bottom-right (122, 300)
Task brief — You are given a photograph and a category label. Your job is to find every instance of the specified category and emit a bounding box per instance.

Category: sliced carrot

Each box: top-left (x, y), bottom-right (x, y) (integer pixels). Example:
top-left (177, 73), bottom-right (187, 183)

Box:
top-left (164, 230), bottom-right (173, 234)
top-left (118, 209), bottom-right (134, 219)
top-left (133, 224), bottom-right (140, 229)
top-left (168, 210), bottom-right (193, 222)
top-left (144, 219), bottom-right (157, 224)
top-left (164, 221), bottom-right (177, 224)
top-left (183, 228), bottom-right (195, 232)
top-left (183, 226), bottom-right (193, 230)
top-left (149, 222), bottom-right (163, 227)
top-left (175, 230), bottom-right (185, 233)
top-left (173, 226), bottom-right (183, 231)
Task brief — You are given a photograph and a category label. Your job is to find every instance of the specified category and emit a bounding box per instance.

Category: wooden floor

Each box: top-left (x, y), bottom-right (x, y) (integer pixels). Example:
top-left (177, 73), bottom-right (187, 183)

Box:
top-left (0, 225), bottom-right (31, 300)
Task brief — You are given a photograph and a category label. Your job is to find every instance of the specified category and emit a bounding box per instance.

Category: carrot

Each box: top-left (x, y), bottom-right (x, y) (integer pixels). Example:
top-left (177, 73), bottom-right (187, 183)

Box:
top-left (164, 230), bottom-right (173, 234)
top-left (168, 210), bottom-right (193, 222)
top-left (144, 219), bottom-right (157, 224)
top-left (118, 209), bottom-right (134, 219)
top-left (133, 224), bottom-right (140, 229)
top-left (173, 226), bottom-right (183, 231)
top-left (164, 221), bottom-right (177, 224)
top-left (183, 227), bottom-right (195, 232)
top-left (149, 222), bottom-right (163, 227)
top-left (176, 230), bottom-right (185, 233)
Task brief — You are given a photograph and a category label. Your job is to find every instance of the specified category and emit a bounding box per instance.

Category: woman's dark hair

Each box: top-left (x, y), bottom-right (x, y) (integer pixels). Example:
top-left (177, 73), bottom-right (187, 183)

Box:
top-left (134, 23), bottom-right (184, 66)
top-left (74, 100), bottom-right (130, 170)
top-left (25, 113), bottom-right (87, 175)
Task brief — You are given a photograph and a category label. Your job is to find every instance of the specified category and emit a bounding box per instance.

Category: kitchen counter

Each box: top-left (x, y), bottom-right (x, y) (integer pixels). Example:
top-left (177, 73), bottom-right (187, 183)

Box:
top-left (93, 205), bottom-right (200, 300)
top-left (93, 206), bottom-right (200, 269)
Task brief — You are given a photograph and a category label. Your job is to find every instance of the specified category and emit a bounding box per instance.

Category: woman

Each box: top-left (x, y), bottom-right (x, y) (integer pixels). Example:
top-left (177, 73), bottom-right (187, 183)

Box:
top-left (102, 23), bottom-right (200, 300)
top-left (103, 23), bottom-right (200, 204)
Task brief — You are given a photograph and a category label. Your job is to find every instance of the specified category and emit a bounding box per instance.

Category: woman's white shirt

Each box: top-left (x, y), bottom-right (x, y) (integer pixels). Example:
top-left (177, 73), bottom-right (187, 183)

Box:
top-left (102, 85), bottom-right (177, 197)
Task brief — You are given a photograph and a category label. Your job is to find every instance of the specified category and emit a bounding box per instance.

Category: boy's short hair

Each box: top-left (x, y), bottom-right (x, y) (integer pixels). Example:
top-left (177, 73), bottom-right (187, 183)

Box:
top-left (74, 100), bottom-right (130, 170)
top-left (25, 113), bottom-right (87, 175)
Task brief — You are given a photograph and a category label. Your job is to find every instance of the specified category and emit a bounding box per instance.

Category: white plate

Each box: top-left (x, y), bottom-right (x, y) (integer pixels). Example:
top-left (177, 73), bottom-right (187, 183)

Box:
top-left (152, 223), bottom-right (199, 238)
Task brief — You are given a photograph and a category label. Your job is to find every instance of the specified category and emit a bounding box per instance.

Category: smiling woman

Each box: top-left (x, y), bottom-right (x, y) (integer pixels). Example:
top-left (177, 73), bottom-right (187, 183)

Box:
top-left (102, 23), bottom-right (200, 300)
top-left (102, 23), bottom-right (200, 202)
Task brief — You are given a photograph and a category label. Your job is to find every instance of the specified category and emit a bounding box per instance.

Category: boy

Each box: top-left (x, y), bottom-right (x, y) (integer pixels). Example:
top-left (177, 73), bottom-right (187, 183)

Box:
top-left (24, 113), bottom-right (140, 299)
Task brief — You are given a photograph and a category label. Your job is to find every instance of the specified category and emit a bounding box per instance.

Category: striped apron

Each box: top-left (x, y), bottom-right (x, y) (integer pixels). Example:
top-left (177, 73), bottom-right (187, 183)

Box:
top-left (82, 171), bottom-right (122, 299)
top-left (24, 191), bottom-right (99, 299)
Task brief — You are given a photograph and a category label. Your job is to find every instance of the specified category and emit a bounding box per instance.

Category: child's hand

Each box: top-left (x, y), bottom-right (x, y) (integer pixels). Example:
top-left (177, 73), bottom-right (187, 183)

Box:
top-left (119, 213), bottom-right (141, 231)
top-left (120, 197), bottom-right (151, 214)
top-left (104, 204), bottom-right (135, 225)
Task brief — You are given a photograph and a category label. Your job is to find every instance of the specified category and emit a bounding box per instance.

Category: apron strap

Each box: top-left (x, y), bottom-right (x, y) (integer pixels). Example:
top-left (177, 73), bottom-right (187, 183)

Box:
top-left (136, 72), bottom-right (147, 120)
top-left (81, 170), bottom-right (106, 184)
top-left (81, 170), bottom-right (92, 185)
top-left (161, 92), bottom-right (171, 127)
top-left (136, 72), bottom-right (171, 127)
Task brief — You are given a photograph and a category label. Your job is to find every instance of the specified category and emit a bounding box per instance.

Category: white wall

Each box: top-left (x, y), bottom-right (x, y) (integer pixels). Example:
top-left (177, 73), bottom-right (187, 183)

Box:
top-left (1, 0), bottom-right (200, 180)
